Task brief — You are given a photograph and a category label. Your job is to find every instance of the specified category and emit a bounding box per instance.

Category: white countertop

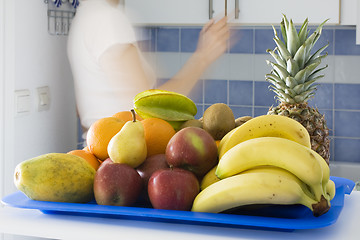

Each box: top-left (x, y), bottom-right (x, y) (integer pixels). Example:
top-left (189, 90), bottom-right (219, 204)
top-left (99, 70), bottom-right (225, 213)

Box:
top-left (0, 191), bottom-right (359, 240)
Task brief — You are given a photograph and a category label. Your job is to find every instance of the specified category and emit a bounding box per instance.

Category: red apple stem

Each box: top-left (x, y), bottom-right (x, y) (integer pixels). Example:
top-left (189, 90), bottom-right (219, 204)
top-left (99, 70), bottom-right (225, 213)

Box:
top-left (130, 109), bottom-right (136, 122)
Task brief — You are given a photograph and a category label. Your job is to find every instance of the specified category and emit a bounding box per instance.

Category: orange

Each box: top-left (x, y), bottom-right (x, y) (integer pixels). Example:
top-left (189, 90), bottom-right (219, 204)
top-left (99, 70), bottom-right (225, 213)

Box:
top-left (215, 140), bottom-right (221, 148)
top-left (112, 110), bottom-right (142, 122)
top-left (67, 149), bottom-right (100, 170)
top-left (83, 146), bottom-right (90, 152)
top-left (83, 146), bottom-right (103, 164)
top-left (86, 117), bottom-right (126, 161)
top-left (141, 118), bottom-right (176, 157)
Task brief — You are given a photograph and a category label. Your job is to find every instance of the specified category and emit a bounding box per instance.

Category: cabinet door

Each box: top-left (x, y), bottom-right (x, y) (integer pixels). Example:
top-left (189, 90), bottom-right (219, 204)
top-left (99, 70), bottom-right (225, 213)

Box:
top-left (124, 0), bottom-right (209, 25)
top-left (231, 0), bottom-right (340, 25)
top-left (124, 0), bottom-right (233, 25)
top-left (341, 0), bottom-right (357, 25)
top-left (340, 0), bottom-right (360, 44)
top-left (124, 0), bottom-right (340, 26)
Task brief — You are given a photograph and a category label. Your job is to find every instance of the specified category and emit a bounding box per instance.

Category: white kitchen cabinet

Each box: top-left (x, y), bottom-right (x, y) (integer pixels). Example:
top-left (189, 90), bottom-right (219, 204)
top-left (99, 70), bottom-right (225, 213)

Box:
top-left (124, 0), bottom-right (235, 25)
top-left (124, 0), bottom-right (209, 25)
top-left (341, 0), bottom-right (357, 25)
top-left (124, 0), bottom-right (340, 26)
top-left (230, 0), bottom-right (340, 25)
top-left (340, 0), bottom-right (360, 44)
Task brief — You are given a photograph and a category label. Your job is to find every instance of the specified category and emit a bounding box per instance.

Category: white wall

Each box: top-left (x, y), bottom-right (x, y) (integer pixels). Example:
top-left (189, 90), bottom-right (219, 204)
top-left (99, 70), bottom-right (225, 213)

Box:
top-left (0, 0), bottom-right (5, 205)
top-left (1, 0), bottom-right (77, 207)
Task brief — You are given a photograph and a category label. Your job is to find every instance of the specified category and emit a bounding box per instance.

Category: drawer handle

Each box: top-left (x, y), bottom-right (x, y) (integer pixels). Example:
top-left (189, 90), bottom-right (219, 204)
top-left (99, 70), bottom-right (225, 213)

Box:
top-left (235, 0), bottom-right (239, 19)
top-left (209, 0), bottom-right (239, 19)
top-left (209, 0), bottom-right (214, 19)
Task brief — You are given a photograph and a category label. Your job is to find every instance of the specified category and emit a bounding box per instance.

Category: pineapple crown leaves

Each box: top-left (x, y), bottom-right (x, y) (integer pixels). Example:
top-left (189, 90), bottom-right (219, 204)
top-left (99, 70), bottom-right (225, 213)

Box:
top-left (266, 15), bottom-right (329, 104)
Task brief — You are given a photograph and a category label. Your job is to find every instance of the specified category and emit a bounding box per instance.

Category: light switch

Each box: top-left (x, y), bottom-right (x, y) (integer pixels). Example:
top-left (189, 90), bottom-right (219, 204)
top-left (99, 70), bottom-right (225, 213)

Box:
top-left (37, 86), bottom-right (50, 111)
top-left (15, 89), bottom-right (31, 117)
top-left (39, 92), bottom-right (48, 106)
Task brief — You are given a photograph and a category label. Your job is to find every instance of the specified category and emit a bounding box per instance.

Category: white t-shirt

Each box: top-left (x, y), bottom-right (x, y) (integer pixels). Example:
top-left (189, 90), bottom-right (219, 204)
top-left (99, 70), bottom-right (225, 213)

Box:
top-left (67, 0), bottom-right (155, 130)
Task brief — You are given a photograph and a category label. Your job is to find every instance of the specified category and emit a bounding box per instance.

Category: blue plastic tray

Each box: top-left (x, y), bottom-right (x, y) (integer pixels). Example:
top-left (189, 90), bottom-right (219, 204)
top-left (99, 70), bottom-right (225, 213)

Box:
top-left (1, 176), bottom-right (354, 231)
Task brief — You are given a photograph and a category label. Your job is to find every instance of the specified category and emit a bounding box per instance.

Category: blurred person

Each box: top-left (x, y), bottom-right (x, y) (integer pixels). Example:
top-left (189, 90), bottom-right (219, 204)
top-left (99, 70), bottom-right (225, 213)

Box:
top-left (67, 0), bottom-right (231, 136)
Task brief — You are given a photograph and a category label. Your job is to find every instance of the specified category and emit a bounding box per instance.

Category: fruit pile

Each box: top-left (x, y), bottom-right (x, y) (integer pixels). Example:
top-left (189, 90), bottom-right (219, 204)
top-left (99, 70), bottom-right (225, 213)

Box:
top-left (14, 15), bottom-right (334, 218)
top-left (14, 89), bottom-right (334, 217)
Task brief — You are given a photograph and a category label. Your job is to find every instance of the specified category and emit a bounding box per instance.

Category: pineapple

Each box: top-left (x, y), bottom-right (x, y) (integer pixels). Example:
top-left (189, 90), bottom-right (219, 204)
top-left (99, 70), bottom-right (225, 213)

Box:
top-left (266, 15), bottom-right (330, 164)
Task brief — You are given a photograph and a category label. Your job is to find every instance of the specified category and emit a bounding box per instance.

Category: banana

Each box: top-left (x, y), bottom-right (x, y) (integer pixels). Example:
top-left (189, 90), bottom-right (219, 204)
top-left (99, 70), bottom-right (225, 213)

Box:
top-left (201, 165), bottom-right (323, 199)
top-left (192, 171), bottom-right (329, 217)
top-left (218, 115), bottom-right (311, 159)
top-left (238, 165), bottom-right (333, 210)
top-left (245, 166), bottom-right (335, 205)
top-left (242, 166), bottom-right (316, 200)
top-left (217, 127), bottom-right (236, 153)
top-left (326, 179), bottom-right (336, 200)
top-left (200, 166), bottom-right (220, 190)
top-left (133, 89), bottom-right (197, 122)
top-left (216, 137), bottom-right (327, 203)
top-left (318, 153), bottom-right (331, 201)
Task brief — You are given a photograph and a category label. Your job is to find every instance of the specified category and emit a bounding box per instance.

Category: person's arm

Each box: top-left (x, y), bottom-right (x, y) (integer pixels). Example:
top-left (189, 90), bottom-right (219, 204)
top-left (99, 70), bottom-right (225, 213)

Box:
top-left (99, 16), bottom-right (230, 96)
top-left (159, 16), bottom-right (230, 96)
top-left (99, 43), bottom-right (153, 92)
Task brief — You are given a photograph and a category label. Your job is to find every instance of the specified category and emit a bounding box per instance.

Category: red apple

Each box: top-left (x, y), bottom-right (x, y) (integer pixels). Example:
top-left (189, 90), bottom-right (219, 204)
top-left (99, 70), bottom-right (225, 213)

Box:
top-left (136, 154), bottom-right (170, 204)
top-left (165, 127), bottom-right (218, 178)
top-left (137, 154), bottom-right (169, 187)
top-left (98, 157), bottom-right (113, 169)
top-left (94, 160), bottom-right (142, 206)
top-left (148, 168), bottom-right (200, 211)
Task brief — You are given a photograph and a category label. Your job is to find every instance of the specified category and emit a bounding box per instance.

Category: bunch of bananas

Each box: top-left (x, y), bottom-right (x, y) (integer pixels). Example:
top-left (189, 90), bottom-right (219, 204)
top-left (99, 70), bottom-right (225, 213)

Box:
top-left (133, 89), bottom-right (197, 130)
top-left (192, 115), bottom-right (335, 217)
top-left (132, 91), bottom-right (334, 217)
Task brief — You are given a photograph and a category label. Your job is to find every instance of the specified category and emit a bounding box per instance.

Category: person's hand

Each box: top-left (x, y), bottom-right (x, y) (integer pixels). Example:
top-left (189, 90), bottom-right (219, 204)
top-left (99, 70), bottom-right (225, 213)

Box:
top-left (195, 16), bottom-right (230, 66)
top-left (158, 16), bottom-right (234, 96)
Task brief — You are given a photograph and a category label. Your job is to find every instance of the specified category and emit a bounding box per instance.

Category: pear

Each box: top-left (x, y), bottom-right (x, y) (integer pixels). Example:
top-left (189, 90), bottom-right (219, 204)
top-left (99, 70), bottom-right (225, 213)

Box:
top-left (107, 110), bottom-right (147, 168)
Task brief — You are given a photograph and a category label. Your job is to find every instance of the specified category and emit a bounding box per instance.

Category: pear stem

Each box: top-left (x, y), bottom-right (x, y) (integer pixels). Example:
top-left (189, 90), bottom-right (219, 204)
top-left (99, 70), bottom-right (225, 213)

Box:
top-left (130, 109), bottom-right (136, 122)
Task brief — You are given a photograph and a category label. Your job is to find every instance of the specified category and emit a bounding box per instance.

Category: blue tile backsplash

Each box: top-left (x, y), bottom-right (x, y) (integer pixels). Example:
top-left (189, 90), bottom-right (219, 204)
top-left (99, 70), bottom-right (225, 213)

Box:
top-left (314, 29), bottom-right (334, 55)
top-left (156, 28), bottom-right (179, 52)
top-left (229, 29), bottom-right (253, 54)
top-left (149, 24), bottom-right (360, 164)
top-left (335, 84), bottom-right (360, 110)
top-left (308, 83), bottom-right (333, 110)
top-left (334, 138), bottom-right (360, 163)
top-left (78, 24), bottom-right (360, 164)
top-left (228, 80), bottom-right (253, 106)
top-left (254, 28), bottom-right (278, 54)
top-left (181, 28), bottom-right (201, 52)
top-left (335, 29), bottom-right (360, 55)
top-left (204, 80), bottom-right (228, 104)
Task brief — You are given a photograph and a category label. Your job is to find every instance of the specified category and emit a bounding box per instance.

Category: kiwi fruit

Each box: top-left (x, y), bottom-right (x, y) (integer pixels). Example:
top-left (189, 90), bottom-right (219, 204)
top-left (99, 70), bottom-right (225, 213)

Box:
top-left (235, 116), bottom-right (252, 127)
top-left (179, 119), bottom-right (203, 130)
top-left (202, 103), bottom-right (235, 140)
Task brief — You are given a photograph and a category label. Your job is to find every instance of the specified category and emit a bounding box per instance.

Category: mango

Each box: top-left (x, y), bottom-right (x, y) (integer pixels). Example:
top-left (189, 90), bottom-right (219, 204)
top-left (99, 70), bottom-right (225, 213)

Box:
top-left (14, 153), bottom-right (96, 203)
